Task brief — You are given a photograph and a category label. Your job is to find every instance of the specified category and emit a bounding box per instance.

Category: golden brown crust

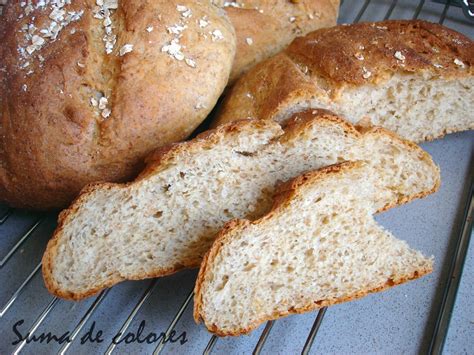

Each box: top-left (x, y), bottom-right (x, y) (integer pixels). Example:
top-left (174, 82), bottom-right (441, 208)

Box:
top-left (43, 110), bottom-right (439, 300)
top-left (214, 19), bottom-right (474, 127)
top-left (0, 0), bottom-right (236, 210)
top-left (195, 266), bottom-right (431, 336)
top-left (214, 0), bottom-right (339, 82)
top-left (287, 19), bottom-right (473, 86)
top-left (193, 161), bottom-right (434, 336)
top-left (281, 108), bottom-right (361, 139)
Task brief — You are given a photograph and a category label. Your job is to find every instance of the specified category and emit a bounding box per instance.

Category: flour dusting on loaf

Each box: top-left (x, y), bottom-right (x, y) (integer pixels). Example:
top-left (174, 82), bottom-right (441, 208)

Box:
top-left (0, 1), bottom-right (236, 209)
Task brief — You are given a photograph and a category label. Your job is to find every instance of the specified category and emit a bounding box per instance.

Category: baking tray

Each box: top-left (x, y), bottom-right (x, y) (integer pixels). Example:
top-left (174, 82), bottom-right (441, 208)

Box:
top-left (0, 1), bottom-right (473, 354)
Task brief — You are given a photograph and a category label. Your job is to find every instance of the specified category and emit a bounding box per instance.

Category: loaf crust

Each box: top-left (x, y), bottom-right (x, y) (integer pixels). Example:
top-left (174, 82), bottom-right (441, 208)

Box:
top-left (0, 1), bottom-right (235, 209)
top-left (193, 162), bottom-right (433, 336)
top-left (214, 0), bottom-right (339, 82)
top-left (214, 20), bottom-right (473, 138)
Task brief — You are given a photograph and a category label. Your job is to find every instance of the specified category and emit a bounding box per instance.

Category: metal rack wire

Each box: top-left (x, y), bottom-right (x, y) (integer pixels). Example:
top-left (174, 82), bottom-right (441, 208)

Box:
top-left (0, 1), bottom-right (472, 354)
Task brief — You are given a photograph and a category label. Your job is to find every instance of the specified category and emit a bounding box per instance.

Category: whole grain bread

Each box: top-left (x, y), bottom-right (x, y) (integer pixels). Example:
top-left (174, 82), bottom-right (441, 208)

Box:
top-left (194, 161), bottom-right (433, 336)
top-left (43, 110), bottom-right (439, 300)
top-left (213, 0), bottom-right (339, 82)
top-left (214, 20), bottom-right (474, 142)
top-left (0, 0), bottom-right (236, 209)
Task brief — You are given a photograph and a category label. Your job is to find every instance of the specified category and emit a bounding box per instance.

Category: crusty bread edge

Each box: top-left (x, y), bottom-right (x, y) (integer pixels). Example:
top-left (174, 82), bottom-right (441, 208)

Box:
top-left (193, 161), bottom-right (434, 336)
top-left (276, 109), bottom-right (441, 213)
top-left (42, 111), bottom-right (440, 301)
top-left (42, 119), bottom-right (283, 301)
top-left (361, 126), bottom-right (441, 213)
top-left (194, 267), bottom-right (432, 337)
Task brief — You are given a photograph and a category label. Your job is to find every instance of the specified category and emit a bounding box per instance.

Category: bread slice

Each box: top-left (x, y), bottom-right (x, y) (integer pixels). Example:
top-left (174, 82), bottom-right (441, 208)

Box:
top-left (43, 110), bottom-right (439, 300)
top-left (214, 20), bottom-right (474, 142)
top-left (194, 161), bottom-right (433, 336)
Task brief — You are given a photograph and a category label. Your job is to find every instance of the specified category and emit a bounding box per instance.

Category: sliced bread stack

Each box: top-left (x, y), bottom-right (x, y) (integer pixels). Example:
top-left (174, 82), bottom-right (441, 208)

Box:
top-left (43, 110), bottom-right (439, 300)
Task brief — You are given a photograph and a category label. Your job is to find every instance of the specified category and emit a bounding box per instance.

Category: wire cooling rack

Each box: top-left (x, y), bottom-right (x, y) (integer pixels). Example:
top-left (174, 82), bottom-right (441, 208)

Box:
top-left (0, 1), bottom-right (473, 354)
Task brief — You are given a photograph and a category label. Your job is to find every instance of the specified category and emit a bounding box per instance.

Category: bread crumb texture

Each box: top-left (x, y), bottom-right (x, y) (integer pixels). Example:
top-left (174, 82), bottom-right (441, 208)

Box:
top-left (42, 111), bottom-right (439, 300)
top-left (194, 161), bottom-right (434, 336)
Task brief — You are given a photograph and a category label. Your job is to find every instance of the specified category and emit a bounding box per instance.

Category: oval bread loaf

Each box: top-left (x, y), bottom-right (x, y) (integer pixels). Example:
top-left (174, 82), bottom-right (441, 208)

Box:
top-left (0, 0), bottom-right (236, 209)
top-left (214, 20), bottom-right (474, 142)
top-left (213, 0), bottom-right (340, 82)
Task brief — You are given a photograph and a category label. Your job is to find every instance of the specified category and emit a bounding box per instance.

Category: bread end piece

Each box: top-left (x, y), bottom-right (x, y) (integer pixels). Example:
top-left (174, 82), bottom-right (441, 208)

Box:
top-left (215, 20), bottom-right (474, 142)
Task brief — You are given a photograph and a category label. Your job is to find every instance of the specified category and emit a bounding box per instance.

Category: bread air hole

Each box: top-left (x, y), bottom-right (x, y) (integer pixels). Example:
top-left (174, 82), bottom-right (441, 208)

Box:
top-left (216, 275), bottom-right (229, 291)
top-left (243, 263), bottom-right (256, 272)
top-left (235, 151), bottom-right (254, 157)
top-left (270, 284), bottom-right (284, 291)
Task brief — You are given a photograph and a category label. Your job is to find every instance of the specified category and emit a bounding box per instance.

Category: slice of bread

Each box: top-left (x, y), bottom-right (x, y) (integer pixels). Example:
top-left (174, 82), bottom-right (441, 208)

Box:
top-left (43, 110), bottom-right (440, 300)
top-left (194, 161), bottom-right (433, 336)
top-left (214, 20), bottom-right (474, 142)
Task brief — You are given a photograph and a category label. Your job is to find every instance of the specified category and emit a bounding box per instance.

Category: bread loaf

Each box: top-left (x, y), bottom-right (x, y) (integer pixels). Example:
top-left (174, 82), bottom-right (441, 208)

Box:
top-left (214, 20), bottom-right (474, 142)
top-left (43, 110), bottom-right (439, 300)
top-left (194, 161), bottom-right (433, 336)
top-left (0, 0), bottom-right (236, 209)
top-left (214, 0), bottom-right (339, 82)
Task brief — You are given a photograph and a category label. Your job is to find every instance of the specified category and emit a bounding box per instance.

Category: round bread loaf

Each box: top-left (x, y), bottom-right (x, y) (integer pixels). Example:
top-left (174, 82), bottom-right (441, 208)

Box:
top-left (0, 0), bottom-right (236, 209)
